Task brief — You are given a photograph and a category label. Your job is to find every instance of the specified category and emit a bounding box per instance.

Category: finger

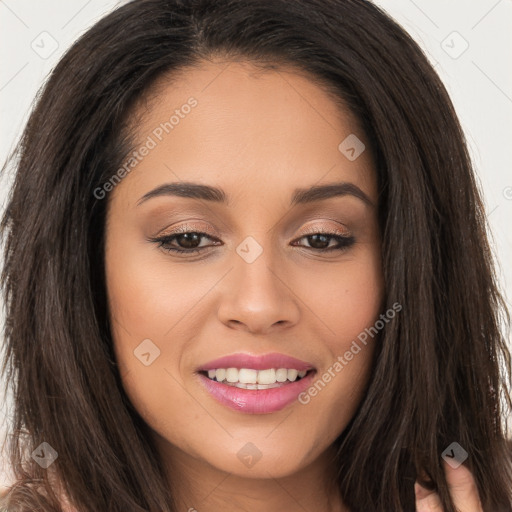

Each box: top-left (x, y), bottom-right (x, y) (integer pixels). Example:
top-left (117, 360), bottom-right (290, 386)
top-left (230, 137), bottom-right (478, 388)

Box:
top-left (444, 460), bottom-right (483, 512)
top-left (415, 481), bottom-right (443, 512)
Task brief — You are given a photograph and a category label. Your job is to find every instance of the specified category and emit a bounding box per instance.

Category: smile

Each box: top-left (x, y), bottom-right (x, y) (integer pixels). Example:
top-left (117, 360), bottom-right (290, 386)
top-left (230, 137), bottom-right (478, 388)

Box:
top-left (197, 353), bottom-right (316, 413)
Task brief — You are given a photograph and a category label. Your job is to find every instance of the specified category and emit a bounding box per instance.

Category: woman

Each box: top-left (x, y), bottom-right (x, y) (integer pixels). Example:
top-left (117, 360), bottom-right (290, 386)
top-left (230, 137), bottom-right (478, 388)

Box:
top-left (1, 0), bottom-right (511, 510)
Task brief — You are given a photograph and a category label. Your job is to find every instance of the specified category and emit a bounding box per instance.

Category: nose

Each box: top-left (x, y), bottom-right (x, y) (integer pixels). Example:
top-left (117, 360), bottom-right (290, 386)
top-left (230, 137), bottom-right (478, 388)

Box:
top-left (216, 245), bottom-right (301, 335)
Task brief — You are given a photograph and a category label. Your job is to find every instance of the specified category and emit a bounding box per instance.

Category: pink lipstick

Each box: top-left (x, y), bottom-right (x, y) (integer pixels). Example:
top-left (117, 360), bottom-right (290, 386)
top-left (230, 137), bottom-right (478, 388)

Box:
top-left (196, 352), bottom-right (316, 414)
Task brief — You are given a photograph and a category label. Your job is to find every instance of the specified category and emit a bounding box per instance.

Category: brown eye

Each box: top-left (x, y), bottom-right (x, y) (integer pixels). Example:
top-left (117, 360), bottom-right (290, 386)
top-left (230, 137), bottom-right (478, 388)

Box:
top-left (294, 232), bottom-right (356, 252)
top-left (149, 230), bottom-right (355, 256)
top-left (174, 232), bottom-right (202, 249)
top-left (305, 234), bottom-right (331, 249)
top-left (292, 233), bottom-right (355, 252)
top-left (150, 231), bottom-right (222, 254)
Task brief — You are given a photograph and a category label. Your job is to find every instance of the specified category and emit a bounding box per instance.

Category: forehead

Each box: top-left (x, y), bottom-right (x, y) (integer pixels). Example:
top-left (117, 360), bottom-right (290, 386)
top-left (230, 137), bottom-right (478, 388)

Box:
top-left (114, 59), bottom-right (376, 207)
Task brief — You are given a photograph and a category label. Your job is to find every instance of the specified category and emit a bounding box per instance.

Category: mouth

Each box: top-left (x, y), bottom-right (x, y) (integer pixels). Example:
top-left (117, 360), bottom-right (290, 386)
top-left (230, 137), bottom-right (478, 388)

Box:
top-left (196, 353), bottom-right (317, 414)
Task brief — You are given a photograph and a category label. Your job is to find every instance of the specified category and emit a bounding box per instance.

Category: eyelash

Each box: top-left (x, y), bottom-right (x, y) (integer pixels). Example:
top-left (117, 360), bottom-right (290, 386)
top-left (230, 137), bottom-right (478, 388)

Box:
top-left (149, 227), bottom-right (355, 255)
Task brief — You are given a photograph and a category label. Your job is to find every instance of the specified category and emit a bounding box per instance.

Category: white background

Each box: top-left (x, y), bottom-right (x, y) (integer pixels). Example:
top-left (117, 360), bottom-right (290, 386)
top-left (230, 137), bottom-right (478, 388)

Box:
top-left (1, 0), bottom-right (511, 491)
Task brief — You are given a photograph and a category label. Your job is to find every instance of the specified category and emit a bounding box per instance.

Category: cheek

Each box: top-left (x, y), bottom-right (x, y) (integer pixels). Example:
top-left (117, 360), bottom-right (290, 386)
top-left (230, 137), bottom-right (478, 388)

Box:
top-left (105, 232), bottom-right (212, 344)
top-left (302, 248), bottom-right (383, 346)
top-left (294, 252), bottom-right (382, 431)
top-left (104, 233), bottom-right (235, 427)
top-left (105, 246), bottom-right (208, 440)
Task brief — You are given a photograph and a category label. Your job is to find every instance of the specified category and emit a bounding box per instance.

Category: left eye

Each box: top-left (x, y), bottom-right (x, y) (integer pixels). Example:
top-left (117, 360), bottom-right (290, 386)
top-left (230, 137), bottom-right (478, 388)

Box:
top-left (150, 231), bottom-right (355, 255)
top-left (292, 233), bottom-right (355, 251)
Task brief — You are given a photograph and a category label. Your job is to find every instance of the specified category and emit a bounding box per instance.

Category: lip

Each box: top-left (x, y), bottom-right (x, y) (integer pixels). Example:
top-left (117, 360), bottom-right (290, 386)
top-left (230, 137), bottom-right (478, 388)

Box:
top-left (198, 352), bottom-right (314, 372)
top-left (197, 370), bottom-right (316, 414)
top-left (196, 352), bottom-right (316, 414)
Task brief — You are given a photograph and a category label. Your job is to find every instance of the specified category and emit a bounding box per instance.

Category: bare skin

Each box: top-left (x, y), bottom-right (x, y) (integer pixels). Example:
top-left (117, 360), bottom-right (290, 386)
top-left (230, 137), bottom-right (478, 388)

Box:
top-left (104, 59), bottom-right (483, 512)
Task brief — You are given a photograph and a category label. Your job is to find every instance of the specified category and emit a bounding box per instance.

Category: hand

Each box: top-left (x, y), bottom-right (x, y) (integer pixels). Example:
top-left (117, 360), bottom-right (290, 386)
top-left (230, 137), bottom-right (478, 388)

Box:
top-left (414, 461), bottom-right (483, 512)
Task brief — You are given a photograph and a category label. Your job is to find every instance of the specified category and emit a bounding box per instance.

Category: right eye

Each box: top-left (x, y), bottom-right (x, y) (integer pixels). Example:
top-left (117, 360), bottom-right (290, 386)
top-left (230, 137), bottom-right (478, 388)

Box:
top-left (150, 231), bottom-right (223, 254)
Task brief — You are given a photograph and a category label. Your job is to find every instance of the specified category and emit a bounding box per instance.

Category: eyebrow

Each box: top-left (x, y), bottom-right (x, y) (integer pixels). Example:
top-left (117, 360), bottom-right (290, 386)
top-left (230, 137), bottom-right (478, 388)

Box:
top-left (137, 181), bottom-right (374, 207)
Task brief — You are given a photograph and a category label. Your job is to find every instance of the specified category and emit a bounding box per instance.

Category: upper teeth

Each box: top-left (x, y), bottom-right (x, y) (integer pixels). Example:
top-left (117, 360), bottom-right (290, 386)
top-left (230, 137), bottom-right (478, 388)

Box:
top-left (207, 368), bottom-right (307, 385)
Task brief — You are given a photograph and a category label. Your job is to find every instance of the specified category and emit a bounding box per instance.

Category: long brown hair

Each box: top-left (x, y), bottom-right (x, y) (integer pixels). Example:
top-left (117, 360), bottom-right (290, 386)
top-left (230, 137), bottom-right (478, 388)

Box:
top-left (1, 0), bottom-right (511, 510)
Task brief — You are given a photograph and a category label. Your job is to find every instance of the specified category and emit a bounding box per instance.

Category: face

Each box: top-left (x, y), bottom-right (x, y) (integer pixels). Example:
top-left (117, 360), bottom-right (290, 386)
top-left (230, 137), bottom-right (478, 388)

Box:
top-left (105, 59), bottom-right (383, 481)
